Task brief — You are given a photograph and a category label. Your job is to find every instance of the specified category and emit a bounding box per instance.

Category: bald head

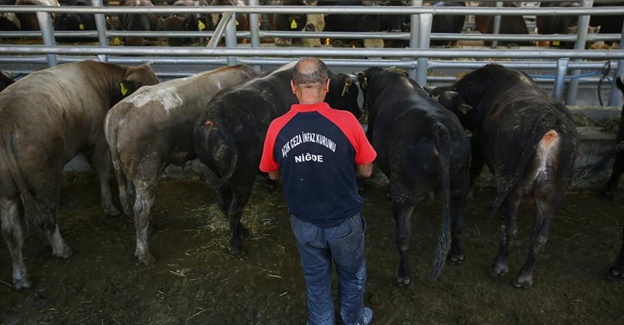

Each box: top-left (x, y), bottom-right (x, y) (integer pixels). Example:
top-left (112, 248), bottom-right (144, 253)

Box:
top-left (292, 58), bottom-right (329, 87)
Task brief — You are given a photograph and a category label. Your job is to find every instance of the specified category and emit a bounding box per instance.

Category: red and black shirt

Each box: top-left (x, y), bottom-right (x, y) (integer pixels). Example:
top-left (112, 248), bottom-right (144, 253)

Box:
top-left (260, 102), bottom-right (376, 228)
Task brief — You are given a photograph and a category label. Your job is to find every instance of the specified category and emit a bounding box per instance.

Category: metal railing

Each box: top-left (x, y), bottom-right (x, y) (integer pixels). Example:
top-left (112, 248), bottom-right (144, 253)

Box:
top-left (0, 0), bottom-right (623, 106)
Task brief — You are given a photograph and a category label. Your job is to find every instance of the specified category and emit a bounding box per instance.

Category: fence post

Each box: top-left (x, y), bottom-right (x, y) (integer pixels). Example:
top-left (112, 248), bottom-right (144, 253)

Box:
top-left (565, 0), bottom-right (593, 105)
top-left (607, 21), bottom-right (624, 107)
top-left (409, 0), bottom-right (422, 81)
top-left (491, 1), bottom-right (503, 49)
top-left (93, 0), bottom-right (109, 62)
top-left (225, 11), bottom-right (238, 65)
top-left (36, 11), bottom-right (57, 67)
top-left (554, 57), bottom-right (570, 102)
top-left (417, 12), bottom-right (432, 86)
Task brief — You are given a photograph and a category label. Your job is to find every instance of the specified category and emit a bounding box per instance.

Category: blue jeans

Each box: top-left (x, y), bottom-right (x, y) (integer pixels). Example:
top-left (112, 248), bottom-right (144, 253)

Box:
top-left (291, 213), bottom-right (368, 325)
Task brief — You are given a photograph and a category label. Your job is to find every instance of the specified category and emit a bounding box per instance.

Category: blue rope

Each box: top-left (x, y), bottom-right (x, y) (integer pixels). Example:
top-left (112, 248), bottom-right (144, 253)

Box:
top-left (529, 70), bottom-right (603, 80)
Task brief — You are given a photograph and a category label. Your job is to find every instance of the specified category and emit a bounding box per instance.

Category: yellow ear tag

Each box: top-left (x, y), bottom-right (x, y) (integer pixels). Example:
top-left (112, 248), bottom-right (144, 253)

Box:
top-left (459, 106), bottom-right (468, 115)
top-left (235, 20), bottom-right (239, 26)
top-left (79, 23), bottom-right (85, 30)
top-left (120, 82), bottom-right (128, 96)
top-left (113, 37), bottom-right (121, 45)
top-left (553, 41), bottom-right (560, 46)
top-left (290, 19), bottom-right (297, 29)
top-left (341, 83), bottom-right (349, 97)
top-left (198, 20), bottom-right (206, 31)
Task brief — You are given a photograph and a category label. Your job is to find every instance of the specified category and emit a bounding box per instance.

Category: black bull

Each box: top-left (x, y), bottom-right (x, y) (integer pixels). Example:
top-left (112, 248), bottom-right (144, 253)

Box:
top-left (192, 62), bottom-right (361, 256)
top-left (358, 67), bottom-right (470, 286)
top-left (426, 64), bottom-right (578, 288)
top-left (602, 76), bottom-right (624, 281)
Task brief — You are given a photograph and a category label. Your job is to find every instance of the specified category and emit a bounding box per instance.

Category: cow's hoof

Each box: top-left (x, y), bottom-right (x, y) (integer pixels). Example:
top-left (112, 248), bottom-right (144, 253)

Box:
top-left (228, 244), bottom-right (245, 257)
top-left (600, 190), bottom-right (615, 200)
top-left (395, 276), bottom-right (413, 288)
top-left (106, 205), bottom-right (122, 217)
top-left (608, 266), bottom-right (624, 282)
top-left (135, 251), bottom-right (155, 266)
top-left (53, 244), bottom-right (73, 259)
top-left (513, 273), bottom-right (533, 288)
top-left (14, 277), bottom-right (32, 291)
top-left (448, 253), bottom-right (464, 265)
top-left (488, 262), bottom-right (509, 278)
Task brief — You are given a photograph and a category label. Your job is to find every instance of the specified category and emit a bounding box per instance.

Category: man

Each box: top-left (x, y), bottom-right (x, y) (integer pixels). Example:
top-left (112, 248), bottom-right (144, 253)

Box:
top-left (259, 58), bottom-right (377, 325)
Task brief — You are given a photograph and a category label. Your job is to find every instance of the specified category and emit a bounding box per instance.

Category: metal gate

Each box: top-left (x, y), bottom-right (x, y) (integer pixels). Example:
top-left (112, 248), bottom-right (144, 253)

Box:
top-left (1, 0), bottom-right (623, 106)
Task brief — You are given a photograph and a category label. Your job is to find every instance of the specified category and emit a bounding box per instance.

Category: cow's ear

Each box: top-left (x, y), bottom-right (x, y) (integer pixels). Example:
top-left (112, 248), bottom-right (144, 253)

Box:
top-left (458, 104), bottom-right (472, 115)
top-left (423, 86), bottom-right (435, 95)
top-left (356, 72), bottom-right (367, 90)
top-left (118, 81), bottom-right (141, 97)
top-left (341, 77), bottom-right (353, 97)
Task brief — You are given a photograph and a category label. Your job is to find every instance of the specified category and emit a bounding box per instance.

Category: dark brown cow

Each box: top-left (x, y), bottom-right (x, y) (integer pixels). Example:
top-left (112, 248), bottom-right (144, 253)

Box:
top-left (427, 64), bottom-right (578, 288)
top-left (15, 0), bottom-right (59, 31)
top-left (104, 64), bottom-right (260, 266)
top-left (358, 67), bottom-right (470, 286)
top-left (603, 77), bottom-right (624, 281)
top-left (162, 0), bottom-right (211, 46)
top-left (0, 60), bottom-right (159, 290)
top-left (475, 1), bottom-right (531, 47)
top-left (119, 0), bottom-right (164, 46)
top-left (193, 61), bottom-right (361, 256)
top-left (601, 77), bottom-right (624, 199)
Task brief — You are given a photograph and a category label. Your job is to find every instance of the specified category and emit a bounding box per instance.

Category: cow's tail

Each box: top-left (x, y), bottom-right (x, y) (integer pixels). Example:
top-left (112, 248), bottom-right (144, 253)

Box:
top-left (0, 132), bottom-right (44, 229)
top-left (432, 124), bottom-right (452, 280)
top-left (570, 140), bottom-right (624, 183)
top-left (486, 117), bottom-right (559, 214)
top-left (104, 119), bottom-right (131, 216)
top-left (195, 117), bottom-right (238, 188)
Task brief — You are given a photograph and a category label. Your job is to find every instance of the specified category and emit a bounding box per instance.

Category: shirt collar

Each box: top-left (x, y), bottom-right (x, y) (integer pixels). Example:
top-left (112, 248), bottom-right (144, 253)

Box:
top-left (291, 102), bottom-right (330, 112)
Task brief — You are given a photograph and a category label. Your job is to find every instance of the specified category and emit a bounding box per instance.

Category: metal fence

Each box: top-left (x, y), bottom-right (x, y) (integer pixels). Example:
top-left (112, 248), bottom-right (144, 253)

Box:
top-left (0, 0), bottom-right (623, 106)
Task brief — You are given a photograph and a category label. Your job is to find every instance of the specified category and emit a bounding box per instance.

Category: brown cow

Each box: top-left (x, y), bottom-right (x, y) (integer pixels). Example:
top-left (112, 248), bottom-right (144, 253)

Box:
top-left (15, 0), bottom-right (59, 31)
top-left (0, 60), bottom-right (159, 290)
top-left (119, 0), bottom-right (164, 46)
top-left (104, 64), bottom-right (260, 266)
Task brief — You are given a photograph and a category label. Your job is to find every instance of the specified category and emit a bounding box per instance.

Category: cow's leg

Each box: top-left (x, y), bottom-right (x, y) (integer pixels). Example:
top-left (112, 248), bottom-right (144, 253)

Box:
top-left (224, 182), bottom-right (253, 256)
top-left (393, 202), bottom-right (414, 287)
top-left (489, 194), bottom-right (521, 278)
top-left (514, 198), bottom-right (554, 288)
top-left (468, 144), bottom-right (485, 199)
top-left (111, 157), bottom-right (133, 217)
top-left (609, 224), bottom-right (624, 281)
top-left (0, 196), bottom-right (30, 290)
top-left (132, 180), bottom-right (158, 266)
top-left (87, 142), bottom-right (121, 216)
top-left (601, 152), bottom-right (624, 199)
top-left (448, 192), bottom-right (466, 265)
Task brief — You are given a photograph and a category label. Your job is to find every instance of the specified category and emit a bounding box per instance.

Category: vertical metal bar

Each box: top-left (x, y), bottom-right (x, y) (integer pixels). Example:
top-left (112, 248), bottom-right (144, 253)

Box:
top-left (409, 0), bottom-right (423, 80)
top-left (607, 21), bottom-right (624, 107)
top-left (36, 11), bottom-right (57, 67)
top-left (249, 0), bottom-right (260, 48)
top-left (554, 57), bottom-right (570, 102)
top-left (416, 13), bottom-right (432, 86)
top-left (92, 0), bottom-right (108, 62)
top-left (566, 0), bottom-right (593, 105)
top-left (225, 12), bottom-right (238, 65)
top-left (491, 1), bottom-right (503, 48)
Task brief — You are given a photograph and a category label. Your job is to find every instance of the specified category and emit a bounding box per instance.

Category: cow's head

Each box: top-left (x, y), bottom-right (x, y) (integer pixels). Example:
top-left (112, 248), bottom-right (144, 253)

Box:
top-left (117, 63), bottom-right (159, 100)
top-left (425, 85), bottom-right (473, 128)
top-left (327, 72), bottom-right (361, 119)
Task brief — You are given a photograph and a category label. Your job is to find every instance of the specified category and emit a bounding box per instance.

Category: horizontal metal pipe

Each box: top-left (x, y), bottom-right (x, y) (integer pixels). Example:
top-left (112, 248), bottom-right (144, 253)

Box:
top-left (0, 5), bottom-right (623, 16)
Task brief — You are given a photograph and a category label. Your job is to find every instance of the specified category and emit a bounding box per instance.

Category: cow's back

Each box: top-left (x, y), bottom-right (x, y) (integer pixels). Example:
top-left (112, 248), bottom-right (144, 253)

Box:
top-left (0, 62), bottom-right (125, 156)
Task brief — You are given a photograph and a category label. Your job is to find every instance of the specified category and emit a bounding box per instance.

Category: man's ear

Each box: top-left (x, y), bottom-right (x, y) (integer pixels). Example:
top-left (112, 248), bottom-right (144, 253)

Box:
top-left (324, 78), bottom-right (330, 92)
top-left (290, 80), bottom-right (297, 94)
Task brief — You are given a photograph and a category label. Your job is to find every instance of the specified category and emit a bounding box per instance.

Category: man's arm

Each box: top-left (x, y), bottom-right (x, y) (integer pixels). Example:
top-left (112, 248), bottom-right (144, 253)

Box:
top-left (355, 163), bottom-right (373, 178)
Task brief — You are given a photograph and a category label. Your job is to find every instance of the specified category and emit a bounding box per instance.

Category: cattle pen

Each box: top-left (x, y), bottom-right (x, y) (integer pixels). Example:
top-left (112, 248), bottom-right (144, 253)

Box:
top-left (0, 1), bottom-right (623, 106)
top-left (1, 1), bottom-right (624, 324)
